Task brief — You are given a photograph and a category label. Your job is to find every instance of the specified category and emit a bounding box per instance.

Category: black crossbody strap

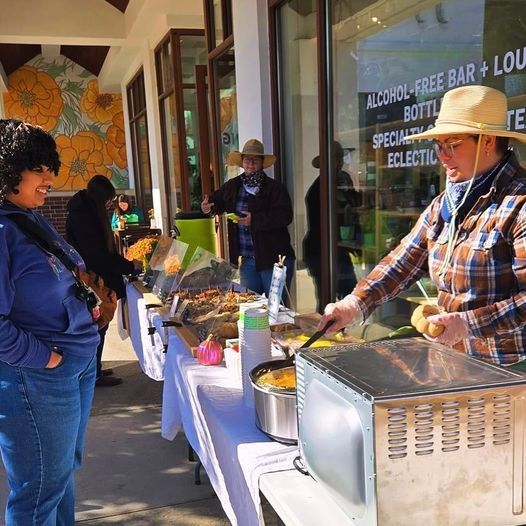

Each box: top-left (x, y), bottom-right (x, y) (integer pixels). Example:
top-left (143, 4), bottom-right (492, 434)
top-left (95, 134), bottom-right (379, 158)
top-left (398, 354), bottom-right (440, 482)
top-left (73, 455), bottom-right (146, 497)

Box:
top-left (7, 213), bottom-right (106, 325)
top-left (7, 213), bottom-right (77, 273)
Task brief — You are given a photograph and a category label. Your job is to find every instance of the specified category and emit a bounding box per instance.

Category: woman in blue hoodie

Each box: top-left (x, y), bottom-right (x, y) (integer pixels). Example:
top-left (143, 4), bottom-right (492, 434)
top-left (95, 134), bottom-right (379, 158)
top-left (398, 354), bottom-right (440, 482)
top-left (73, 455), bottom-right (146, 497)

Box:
top-left (0, 119), bottom-right (100, 525)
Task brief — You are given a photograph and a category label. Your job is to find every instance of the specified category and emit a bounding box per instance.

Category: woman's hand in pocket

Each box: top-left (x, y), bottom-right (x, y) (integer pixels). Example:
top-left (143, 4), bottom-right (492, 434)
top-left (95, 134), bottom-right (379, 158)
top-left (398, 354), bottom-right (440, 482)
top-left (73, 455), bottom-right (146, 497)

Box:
top-left (46, 350), bottom-right (63, 369)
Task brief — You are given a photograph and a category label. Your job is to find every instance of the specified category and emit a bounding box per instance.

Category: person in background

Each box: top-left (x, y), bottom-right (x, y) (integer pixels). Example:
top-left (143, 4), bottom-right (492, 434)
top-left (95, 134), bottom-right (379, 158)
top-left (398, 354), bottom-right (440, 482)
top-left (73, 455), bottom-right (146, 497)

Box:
top-left (201, 139), bottom-right (295, 298)
top-left (319, 85), bottom-right (526, 369)
top-left (303, 142), bottom-right (361, 312)
top-left (111, 193), bottom-right (145, 230)
top-left (66, 175), bottom-right (141, 386)
top-left (0, 119), bottom-right (100, 524)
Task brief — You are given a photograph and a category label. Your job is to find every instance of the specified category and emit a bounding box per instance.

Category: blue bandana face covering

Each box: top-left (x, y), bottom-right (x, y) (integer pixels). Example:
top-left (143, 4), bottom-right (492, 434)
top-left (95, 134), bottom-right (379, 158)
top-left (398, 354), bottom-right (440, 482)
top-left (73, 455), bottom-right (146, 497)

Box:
top-left (441, 151), bottom-right (508, 223)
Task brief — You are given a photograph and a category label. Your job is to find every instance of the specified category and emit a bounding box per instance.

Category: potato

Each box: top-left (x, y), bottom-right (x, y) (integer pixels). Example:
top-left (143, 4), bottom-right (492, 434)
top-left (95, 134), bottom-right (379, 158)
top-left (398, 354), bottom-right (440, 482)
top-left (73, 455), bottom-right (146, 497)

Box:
top-left (410, 306), bottom-right (423, 327)
top-left (415, 317), bottom-right (430, 334)
top-left (411, 304), bottom-right (440, 325)
top-left (427, 322), bottom-right (444, 337)
top-left (213, 322), bottom-right (238, 339)
top-left (412, 304), bottom-right (444, 337)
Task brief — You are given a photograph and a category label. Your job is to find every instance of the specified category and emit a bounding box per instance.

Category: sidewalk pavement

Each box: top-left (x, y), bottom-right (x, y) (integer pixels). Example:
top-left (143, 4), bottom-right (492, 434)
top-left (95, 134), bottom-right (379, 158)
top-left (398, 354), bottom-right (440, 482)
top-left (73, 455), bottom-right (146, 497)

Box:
top-left (0, 322), bottom-right (231, 525)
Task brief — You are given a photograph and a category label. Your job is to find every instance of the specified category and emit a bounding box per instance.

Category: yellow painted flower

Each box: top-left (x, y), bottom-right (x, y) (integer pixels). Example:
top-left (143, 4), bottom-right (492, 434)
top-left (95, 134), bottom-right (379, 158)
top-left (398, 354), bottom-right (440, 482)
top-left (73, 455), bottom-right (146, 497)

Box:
top-left (55, 131), bottom-right (112, 189)
top-left (3, 66), bottom-right (64, 131)
top-left (106, 111), bottom-right (127, 169)
top-left (80, 80), bottom-right (121, 124)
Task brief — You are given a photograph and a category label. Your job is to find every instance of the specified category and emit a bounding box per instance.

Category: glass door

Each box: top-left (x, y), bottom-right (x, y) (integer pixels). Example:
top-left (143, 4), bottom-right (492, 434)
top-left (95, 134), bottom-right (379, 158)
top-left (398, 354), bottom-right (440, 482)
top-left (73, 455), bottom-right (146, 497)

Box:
top-left (195, 65), bottom-right (214, 198)
top-left (213, 49), bottom-right (239, 183)
top-left (275, 0), bottom-right (319, 313)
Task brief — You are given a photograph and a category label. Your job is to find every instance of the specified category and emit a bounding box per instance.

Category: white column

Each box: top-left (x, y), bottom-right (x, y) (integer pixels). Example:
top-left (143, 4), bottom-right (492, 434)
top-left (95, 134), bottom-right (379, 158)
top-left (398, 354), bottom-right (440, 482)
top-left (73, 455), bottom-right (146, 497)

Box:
top-left (232, 0), bottom-right (273, 167)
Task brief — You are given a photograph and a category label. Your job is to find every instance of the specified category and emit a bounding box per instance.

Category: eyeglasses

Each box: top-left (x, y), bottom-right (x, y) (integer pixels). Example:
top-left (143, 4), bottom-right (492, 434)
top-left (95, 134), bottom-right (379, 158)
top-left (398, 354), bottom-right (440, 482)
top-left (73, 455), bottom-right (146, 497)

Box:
top-left (432, 136), bottom-right (475, 158)
top-left (242, 156), bottom-right (263, 164)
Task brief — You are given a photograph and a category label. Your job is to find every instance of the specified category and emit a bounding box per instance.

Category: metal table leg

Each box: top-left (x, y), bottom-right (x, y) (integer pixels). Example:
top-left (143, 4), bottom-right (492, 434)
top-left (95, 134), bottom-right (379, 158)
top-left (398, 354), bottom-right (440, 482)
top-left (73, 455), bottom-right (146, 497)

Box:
top-left (187, 443), bottom-right (202, 485)
top-left (194, 460), bottom-right (202, 485)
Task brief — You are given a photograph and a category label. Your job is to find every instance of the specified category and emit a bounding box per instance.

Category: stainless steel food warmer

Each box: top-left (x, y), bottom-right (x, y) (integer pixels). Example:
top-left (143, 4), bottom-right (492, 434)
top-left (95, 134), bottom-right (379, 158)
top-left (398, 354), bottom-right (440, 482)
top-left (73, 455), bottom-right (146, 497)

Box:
top-left (296, 338), bottom-right (526, 526)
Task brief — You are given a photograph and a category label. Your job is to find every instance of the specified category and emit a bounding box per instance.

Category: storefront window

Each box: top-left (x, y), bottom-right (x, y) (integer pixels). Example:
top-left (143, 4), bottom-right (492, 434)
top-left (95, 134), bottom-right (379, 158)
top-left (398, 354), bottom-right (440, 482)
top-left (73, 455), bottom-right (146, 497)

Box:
top-left (276, 0), bottom-right (319, 313)
top-left (214, 50), bottom-right (238, 183)
top-left (331, 0), bottom-right (526, 326)
top-left (126, 69), bottom-right (153, 213)
top-left (180, 36), bottom-right (207, 84)
top-left (210, 0), bottom-right (233, 47)
top-left (137, 116), bottom-right (153, 210)
top-left (161, 94), bottom-right (181, 215)
top-left (155, 31), bottom-right (208, 217)
top-left (181, 36), bottom-right (207, 210)
top-left (183, 89), bottom-right (201, 209)
top-left (213, 0), bottom-right (224, 46)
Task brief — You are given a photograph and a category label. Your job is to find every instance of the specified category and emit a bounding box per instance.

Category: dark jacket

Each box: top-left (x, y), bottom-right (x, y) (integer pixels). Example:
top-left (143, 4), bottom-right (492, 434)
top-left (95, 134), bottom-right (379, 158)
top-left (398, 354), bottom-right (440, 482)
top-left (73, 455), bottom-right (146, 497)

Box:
top-left (210, 175), bottom-right (295, 271)
top-left (66, 190), bottom-right (134, 298)
top-left (303, 170), bottom-right (361, 263)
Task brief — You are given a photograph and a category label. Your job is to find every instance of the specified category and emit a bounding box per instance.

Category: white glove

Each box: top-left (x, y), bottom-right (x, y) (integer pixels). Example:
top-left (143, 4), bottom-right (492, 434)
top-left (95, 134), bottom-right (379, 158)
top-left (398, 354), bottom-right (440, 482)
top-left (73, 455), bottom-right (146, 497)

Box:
top-left (319, 295), bottom-right (363, 333)
top-left (424, 311), bottom-right (470, 346)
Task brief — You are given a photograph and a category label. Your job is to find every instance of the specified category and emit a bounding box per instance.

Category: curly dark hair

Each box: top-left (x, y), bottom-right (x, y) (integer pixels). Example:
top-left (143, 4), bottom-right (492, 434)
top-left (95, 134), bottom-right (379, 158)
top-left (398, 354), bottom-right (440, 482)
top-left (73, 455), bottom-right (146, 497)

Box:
top-left (0, 119), bottom-right (61, 201)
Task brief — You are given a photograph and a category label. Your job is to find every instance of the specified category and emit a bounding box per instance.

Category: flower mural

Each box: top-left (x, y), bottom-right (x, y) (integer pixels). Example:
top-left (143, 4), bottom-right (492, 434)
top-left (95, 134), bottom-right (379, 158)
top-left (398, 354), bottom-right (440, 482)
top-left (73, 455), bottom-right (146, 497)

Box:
top-left (3, 66), bottom-right (64, 131)
top-left (3, 56), bottom-right (129, 190)
top-left (80, 80), bottom-right (121, 124)
top-left (106, 112), bottom-right (127, 169)
top-left (55, 131), bottom-right (112, 190)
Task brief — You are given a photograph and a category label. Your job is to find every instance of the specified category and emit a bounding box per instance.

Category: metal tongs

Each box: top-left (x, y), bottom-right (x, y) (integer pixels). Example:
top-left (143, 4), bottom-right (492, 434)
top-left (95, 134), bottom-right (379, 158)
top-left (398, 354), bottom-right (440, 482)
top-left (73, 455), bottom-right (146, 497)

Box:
top-left (298, 319), bottom-right (336, 349)
top-left (281, 320), bottom-right (336, 367)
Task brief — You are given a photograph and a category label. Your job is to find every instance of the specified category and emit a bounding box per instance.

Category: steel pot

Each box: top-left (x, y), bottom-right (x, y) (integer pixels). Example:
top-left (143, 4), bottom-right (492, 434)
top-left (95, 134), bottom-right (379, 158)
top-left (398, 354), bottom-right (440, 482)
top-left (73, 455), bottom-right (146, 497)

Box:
top-left (250, 358), bottom-right (298, 444)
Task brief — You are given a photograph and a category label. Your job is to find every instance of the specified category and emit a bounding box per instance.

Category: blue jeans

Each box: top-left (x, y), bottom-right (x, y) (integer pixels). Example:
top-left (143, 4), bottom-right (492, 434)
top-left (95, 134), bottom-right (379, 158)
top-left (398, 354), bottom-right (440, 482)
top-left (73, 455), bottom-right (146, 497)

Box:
top-left (0, 352), bottom-right (96, 525)
top-left (239, 257), bottom-right (295, 302)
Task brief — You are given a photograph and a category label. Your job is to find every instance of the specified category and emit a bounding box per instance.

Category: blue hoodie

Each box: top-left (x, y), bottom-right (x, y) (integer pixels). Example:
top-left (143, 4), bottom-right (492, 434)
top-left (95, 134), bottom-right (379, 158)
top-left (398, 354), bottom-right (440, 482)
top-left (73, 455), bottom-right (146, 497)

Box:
top-left (0, 203), bottom-right (99, 368)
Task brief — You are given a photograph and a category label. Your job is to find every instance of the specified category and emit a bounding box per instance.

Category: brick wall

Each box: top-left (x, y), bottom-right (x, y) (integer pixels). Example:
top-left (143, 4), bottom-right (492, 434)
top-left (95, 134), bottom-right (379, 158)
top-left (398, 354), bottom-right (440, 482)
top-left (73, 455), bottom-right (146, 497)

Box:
top-left (38, 196), bottom-right (71, 236)
top-left (38, 193), bottom-right (138, 237)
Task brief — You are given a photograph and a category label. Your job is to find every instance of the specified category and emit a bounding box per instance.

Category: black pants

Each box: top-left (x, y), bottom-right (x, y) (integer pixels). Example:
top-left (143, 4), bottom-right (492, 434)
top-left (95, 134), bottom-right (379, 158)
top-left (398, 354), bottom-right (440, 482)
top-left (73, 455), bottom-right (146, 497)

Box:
top-left (96, 324), bottom-right (109, 379)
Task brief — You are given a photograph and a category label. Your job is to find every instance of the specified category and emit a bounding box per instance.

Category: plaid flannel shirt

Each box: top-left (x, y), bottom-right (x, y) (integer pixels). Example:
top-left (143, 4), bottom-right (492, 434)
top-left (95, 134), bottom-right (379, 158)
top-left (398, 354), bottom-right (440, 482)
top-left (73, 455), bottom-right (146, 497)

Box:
top-left (236, 184), bottom-right (254, 257)
top-left (351, 151), bottom-right (526, 365)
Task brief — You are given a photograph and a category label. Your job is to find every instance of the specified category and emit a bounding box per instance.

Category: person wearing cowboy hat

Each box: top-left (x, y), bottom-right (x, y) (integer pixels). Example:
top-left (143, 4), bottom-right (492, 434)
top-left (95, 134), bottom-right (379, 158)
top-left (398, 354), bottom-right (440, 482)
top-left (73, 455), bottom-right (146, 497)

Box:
top-left (201, 139), bottom-right (295, 297)
top-left (319, 85), bottom-right (526, 368)
top-left (303, 141), bottom-right (361, 312)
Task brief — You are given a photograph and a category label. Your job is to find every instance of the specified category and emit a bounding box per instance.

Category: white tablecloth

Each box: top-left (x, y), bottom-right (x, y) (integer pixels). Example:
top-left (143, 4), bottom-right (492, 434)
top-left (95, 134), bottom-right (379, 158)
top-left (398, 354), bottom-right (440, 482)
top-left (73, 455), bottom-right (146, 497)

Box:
top-left (161, 330), bottom-right (296, 526)
top-left (126, 282), bottom-right (165, 381)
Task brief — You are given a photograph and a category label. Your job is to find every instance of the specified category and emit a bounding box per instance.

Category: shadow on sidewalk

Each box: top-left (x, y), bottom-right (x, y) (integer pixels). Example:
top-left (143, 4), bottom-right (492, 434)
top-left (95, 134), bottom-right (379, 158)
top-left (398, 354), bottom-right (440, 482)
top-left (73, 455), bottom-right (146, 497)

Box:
top-left (75, 359), bottom-right (230, 525)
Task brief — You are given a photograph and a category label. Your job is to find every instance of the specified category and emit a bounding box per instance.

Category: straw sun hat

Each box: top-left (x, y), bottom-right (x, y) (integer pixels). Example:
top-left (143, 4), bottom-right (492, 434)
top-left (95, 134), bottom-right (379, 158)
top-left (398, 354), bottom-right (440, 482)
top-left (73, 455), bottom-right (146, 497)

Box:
top-left (227, 139), bottom-right (276, 168)
top-left (405, 85), bottom-right (526, 142)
